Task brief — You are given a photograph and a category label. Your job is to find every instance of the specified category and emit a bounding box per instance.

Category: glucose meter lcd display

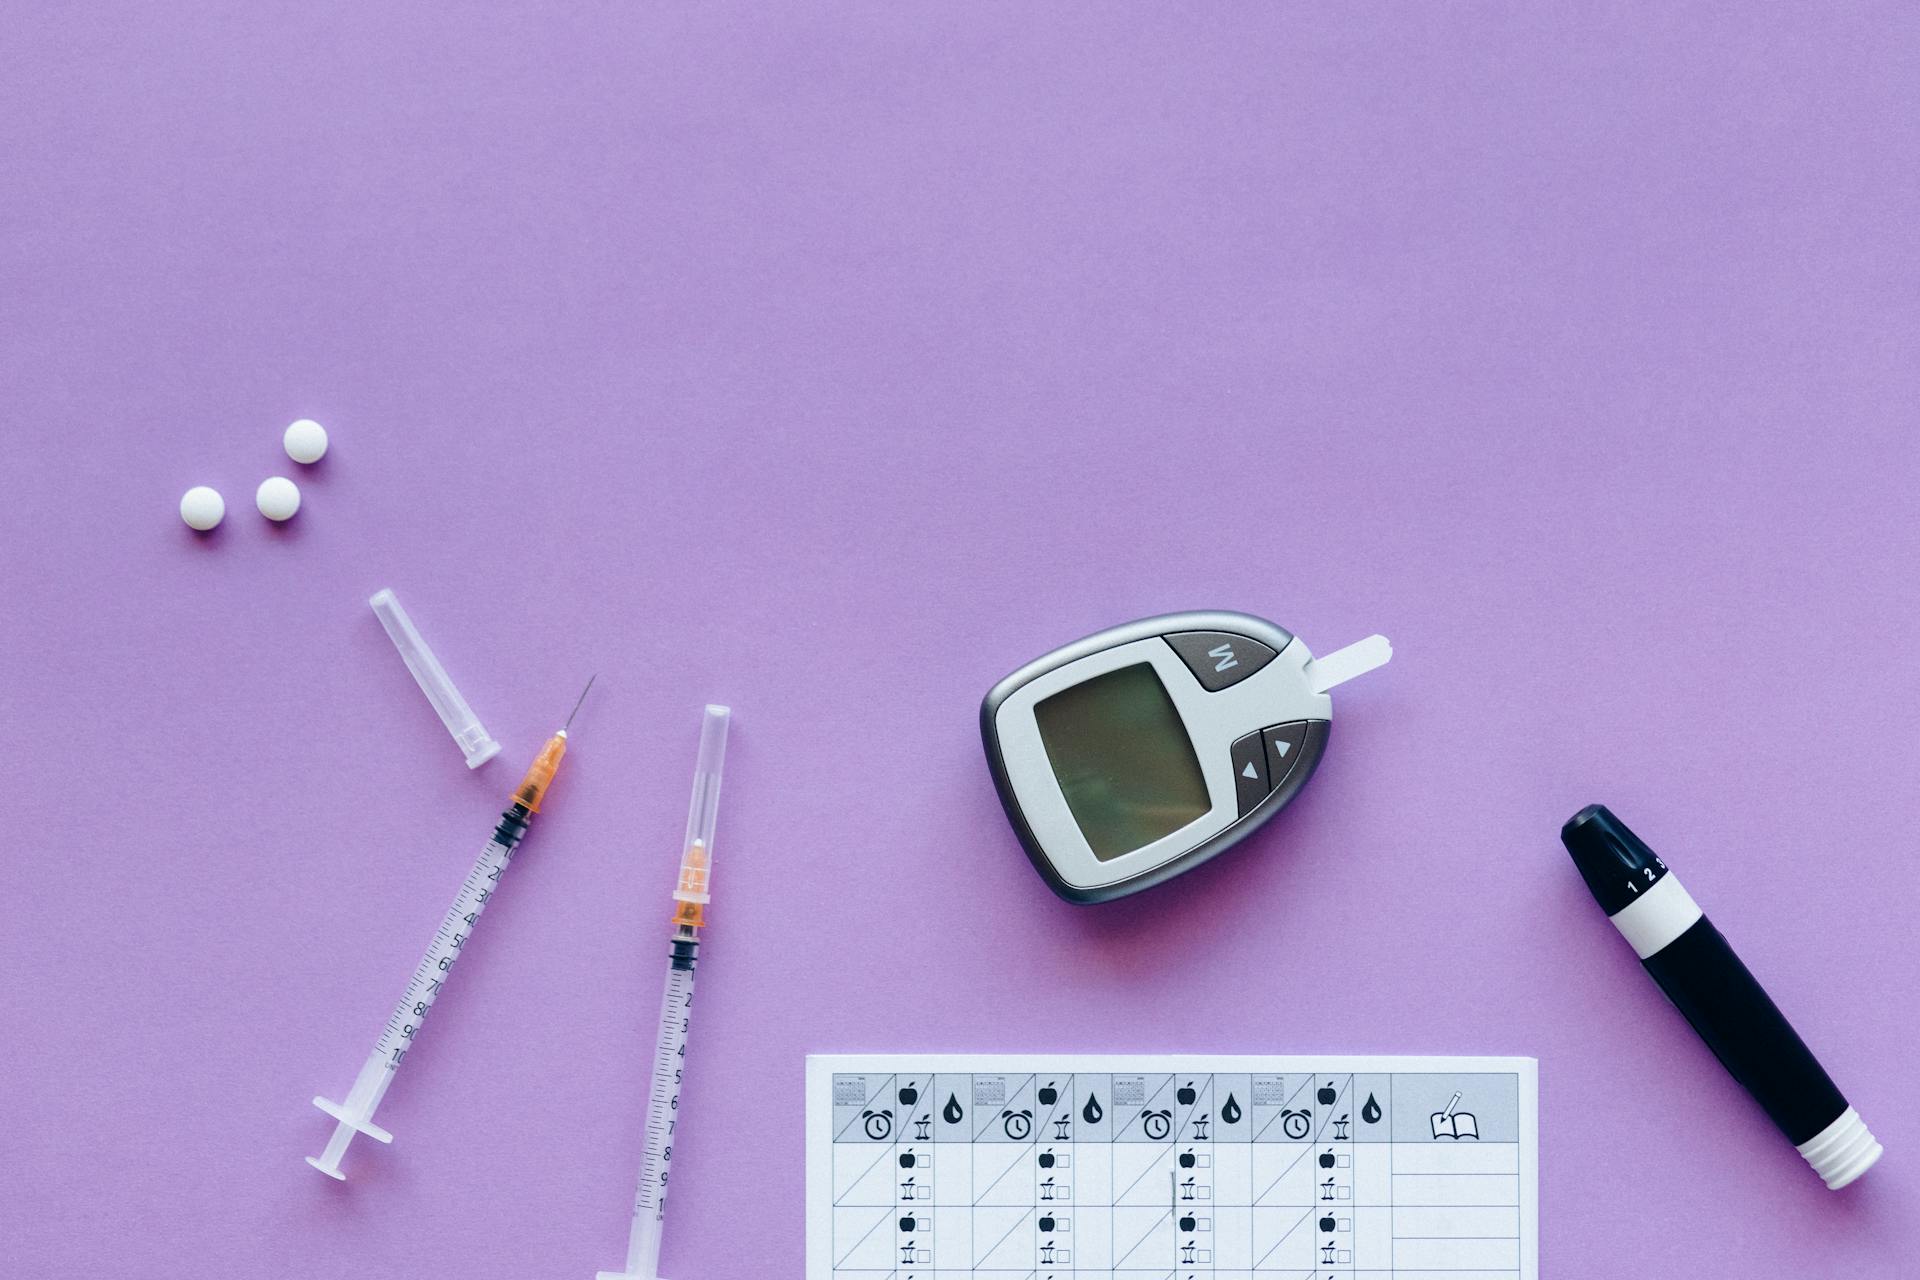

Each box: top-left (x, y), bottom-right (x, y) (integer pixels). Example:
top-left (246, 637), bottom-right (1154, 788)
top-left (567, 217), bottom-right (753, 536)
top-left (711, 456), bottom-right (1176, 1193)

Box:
top-left (1034, 663), bottom-right (1210, 860)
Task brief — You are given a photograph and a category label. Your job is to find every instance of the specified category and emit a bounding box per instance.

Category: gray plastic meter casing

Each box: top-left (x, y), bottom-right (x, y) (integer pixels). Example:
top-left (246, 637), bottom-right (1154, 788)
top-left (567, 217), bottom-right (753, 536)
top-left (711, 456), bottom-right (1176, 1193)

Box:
top-left (982, 611), bottom-right (1335, 904)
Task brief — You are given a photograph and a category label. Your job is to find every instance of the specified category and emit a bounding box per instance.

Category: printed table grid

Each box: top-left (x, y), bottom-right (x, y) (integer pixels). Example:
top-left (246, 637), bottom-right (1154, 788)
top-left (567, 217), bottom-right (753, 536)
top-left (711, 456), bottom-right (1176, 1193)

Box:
top-left (814, 1062), bottom-right (1533, 1280)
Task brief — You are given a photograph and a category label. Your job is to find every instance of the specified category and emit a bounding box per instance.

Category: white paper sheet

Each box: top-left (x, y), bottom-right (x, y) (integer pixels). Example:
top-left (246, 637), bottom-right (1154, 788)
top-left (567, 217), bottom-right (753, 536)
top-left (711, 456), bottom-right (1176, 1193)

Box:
top-left (808, 1054), bottom-right (1537, 1279)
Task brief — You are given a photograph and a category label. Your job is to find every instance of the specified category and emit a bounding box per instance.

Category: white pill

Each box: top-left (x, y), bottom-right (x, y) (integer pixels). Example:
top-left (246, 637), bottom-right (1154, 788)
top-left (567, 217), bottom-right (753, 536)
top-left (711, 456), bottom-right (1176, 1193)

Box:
top-left (180, 485), bottom-right (226, 531)
top-left (256, 475), bottom-right (302, 521)
top-left (283, 418), bottom-right (329, 464)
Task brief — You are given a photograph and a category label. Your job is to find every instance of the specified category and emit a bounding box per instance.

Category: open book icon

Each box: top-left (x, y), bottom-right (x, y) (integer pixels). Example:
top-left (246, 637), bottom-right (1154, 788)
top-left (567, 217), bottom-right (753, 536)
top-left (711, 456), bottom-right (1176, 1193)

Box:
top-left (1430, 1092), bottom-right (1479, 1140)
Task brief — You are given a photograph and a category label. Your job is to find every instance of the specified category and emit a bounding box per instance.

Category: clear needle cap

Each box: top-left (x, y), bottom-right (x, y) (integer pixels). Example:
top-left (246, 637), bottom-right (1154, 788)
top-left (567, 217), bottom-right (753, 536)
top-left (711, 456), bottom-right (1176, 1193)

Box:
top-left (673, 706), bottom-right (731, 912)
top-left (369, 587), bottom-right (501, 768)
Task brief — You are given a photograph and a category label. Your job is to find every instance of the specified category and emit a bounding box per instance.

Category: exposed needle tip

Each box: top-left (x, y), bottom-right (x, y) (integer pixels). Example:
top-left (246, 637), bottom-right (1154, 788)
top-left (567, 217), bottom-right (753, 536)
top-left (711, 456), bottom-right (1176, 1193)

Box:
top-left (562, 674), bottom-right (597, 733)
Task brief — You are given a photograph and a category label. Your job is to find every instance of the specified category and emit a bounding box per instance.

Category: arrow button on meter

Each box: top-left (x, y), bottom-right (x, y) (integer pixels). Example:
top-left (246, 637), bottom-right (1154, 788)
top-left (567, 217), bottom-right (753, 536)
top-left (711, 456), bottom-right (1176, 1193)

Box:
top-left (1230, 731), bottom-right (1270, 815)
top-left (1264, 722), bottom-right (1311, 790)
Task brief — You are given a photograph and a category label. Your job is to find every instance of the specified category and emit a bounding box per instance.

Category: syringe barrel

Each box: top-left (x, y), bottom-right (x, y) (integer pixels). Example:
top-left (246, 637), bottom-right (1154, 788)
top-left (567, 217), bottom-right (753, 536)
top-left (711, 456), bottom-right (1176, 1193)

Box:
top-left (671, 706), bottom-right (730, 922)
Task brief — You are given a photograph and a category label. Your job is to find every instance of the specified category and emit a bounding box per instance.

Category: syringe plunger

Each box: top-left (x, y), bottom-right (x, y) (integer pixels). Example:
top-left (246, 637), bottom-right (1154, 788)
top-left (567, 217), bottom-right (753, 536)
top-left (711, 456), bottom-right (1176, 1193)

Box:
top-left (306, 1052), bottom-right (398, 1179)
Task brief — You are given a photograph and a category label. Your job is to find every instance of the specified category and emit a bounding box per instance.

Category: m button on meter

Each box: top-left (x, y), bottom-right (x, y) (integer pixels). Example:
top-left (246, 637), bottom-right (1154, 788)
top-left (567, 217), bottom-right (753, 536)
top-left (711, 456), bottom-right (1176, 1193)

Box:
top-left (1166, 631), bottom-right (1278, 691)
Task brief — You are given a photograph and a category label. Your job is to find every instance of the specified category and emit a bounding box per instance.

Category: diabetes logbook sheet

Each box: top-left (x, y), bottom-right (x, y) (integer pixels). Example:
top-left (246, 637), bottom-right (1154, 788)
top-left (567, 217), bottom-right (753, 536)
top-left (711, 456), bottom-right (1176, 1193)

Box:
top-left (807, 1055), bottom-right (1538, 1280)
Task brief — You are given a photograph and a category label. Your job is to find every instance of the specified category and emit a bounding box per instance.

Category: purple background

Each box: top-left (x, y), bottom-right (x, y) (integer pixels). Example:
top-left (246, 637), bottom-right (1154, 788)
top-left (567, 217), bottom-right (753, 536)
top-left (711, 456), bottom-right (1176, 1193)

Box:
top-left (3, 4), bottom-right (1917, 1276)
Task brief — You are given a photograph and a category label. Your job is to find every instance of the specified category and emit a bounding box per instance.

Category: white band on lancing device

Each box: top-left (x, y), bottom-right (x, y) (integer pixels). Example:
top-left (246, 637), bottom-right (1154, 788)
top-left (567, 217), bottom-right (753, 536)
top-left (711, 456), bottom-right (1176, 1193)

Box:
top-left (1608, 873), bottom-right (1703, 959)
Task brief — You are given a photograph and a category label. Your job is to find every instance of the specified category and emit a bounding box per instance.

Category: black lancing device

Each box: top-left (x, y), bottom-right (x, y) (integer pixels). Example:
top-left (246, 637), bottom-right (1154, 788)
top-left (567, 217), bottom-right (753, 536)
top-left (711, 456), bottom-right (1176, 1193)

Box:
top-left (1560, 804), bottom-right (1882, 1190)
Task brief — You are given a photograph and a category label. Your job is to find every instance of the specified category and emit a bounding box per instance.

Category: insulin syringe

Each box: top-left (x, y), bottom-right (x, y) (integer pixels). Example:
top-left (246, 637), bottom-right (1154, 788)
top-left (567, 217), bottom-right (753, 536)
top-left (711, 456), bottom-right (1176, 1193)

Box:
top-left (306, 679), bottom-right (594, 1180)
top-left (599, 704), bottom-right (731, 1280)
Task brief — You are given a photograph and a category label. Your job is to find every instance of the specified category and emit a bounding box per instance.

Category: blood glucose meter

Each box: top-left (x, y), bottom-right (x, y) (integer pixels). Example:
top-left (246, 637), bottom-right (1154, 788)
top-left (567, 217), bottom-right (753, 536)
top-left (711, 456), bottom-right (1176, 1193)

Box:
top-left (981, 612), bottom-right (1391, 903)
